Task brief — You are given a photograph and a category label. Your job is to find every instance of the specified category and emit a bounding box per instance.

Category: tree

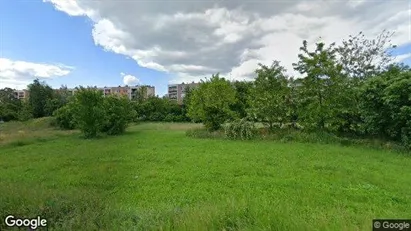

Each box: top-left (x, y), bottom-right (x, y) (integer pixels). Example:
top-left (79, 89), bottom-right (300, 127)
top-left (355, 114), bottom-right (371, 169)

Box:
top-left (382, 70), bottom-right (411, 145)
top-left (231, 81), bottom-right (252, 119)
top-left (101, 95), bottom-right (134, 135)
top-left (18, 100), bottom-right (33, 122)
top-left (44, 85), bottom-right (73, 116)
top-left (287, 78), bottom-right (302, 129)
top-left (133, 96), bottom-right (185, 122)
top-left (71, 87), bottom-right (105, 138)
top-left (360, 65), bottom-right (411, 147)
top-left (0, 88), bottom-right (21, 122)
top-left (249, 61), bottom-right (290, 130)
top-left (27, 79), bottom-right (54, 118)
top-left (182, 86), bottom-right (194, 121)
top-left (132, 86), bottom-right (148, 103)
top-left (293, 40), bottom-right (344, 130)
top-left (188, 74), bottom-right (236, 131)
top-left (53, 101), bottom-right (76, 130)
top-left (336, 30), bottom-right (397, 80)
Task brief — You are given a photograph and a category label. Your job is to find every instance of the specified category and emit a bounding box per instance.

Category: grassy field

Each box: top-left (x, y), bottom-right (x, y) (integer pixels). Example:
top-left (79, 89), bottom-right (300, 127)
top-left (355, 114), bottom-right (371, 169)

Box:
top-left (0, 120), bottom-right (410, 230)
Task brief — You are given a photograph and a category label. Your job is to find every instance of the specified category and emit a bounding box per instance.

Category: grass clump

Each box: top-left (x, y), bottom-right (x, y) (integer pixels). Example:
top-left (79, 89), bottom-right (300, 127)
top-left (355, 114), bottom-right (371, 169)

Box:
top-left (224, 119), bottom-right (257, 140)
top-left (186, 128), bottom-right (224, 139)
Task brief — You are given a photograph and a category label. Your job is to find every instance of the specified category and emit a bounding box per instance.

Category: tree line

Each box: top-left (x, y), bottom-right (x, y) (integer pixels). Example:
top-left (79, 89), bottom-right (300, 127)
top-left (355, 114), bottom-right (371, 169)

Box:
top-left (187, 30), bottom-right (411, 149)
top-left (1, 30), bottom-right (410, 148)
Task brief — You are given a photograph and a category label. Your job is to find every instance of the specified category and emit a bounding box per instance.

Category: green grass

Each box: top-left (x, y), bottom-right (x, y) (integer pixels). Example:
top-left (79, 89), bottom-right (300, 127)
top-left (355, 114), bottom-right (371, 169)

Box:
top-left (0, 121), bottom-right (410, 230)
top-left (0, 117), bottom-right (78, 147)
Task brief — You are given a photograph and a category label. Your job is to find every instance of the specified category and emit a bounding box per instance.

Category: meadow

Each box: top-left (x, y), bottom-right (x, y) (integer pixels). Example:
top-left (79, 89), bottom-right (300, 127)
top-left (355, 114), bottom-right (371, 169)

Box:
top-left (0, 119), bottom-right (410, 230)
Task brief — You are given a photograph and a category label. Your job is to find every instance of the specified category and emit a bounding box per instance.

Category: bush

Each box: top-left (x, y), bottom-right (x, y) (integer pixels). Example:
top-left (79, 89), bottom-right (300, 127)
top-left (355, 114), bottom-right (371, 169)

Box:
top-left (53, 103), bottom-right (76, 130)
top-left (224, 119), bottom-right (257, 140)
top-left (18, 101), bottom-right (33, 122)
top-left (71, 88), bottom-right (105, 138)
top-left (101, 96), bottom-right (133, 135)
top-left (164, 114), bottom-right (175, 122)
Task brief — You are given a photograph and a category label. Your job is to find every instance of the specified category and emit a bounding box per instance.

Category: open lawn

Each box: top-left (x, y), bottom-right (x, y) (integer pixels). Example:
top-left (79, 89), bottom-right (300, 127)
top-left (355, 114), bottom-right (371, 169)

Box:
top-left (0, 120), bottom-right (410, 230)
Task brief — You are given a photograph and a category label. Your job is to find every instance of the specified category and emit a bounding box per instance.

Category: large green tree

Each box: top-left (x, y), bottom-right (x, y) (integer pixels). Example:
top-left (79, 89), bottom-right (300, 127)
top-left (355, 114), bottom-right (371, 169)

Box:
top-left (293, 40), bottom-right (345, 130)
top-left (360, 65), bottom-right (411, 145)
top-left (231, 81), bottom-right (252, 119)
top-left (249, 61), bottom-right (290, 130)
top-left (331, 31), bottom-right (397, 135)
top-left (188, 74), bottom-right (236, 131)
top-left (27, 79), bottom-right (54, 118)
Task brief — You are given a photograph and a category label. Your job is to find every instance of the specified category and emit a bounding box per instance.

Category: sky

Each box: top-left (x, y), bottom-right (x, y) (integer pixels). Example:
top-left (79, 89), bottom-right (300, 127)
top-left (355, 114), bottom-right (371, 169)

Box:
top-left (0, 0), bottom-right (410, 96)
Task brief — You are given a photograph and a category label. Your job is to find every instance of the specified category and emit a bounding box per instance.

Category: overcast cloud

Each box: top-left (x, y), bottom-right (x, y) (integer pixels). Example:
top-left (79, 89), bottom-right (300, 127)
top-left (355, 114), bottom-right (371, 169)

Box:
top-left (44, 0), bottom-right (410, 83)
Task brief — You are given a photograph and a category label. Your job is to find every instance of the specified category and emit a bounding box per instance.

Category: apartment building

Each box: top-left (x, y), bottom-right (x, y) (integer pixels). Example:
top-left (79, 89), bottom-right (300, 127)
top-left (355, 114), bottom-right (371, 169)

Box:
top-left (13, 90), bottom-right (29, 100)
top-left (168, 82), bottom-right (200, 104)
top-left (101, 85), bottom-right (155, 100)
top-left (13, 85), bottom-right (155, 100)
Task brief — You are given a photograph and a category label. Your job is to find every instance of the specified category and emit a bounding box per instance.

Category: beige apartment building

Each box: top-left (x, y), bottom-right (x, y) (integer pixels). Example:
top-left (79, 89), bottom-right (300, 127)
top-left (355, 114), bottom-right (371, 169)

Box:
top-left (13, 90), bottom-right (29, 100)
top-left (101, 85), bottom-right (155, 100)
top-left (168, 82), bottom-right (200, 104)
top-left (14, 85), bottom-right (155, 100)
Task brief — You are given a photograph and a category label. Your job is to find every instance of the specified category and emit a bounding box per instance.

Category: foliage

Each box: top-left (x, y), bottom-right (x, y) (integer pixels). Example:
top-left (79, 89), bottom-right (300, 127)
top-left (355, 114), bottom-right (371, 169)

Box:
top-left (336, 30), bottom-right (397, 80)
top-left (27, 79), bottom-right (54, 118)
top-left (44, 98), bottom-right (64, 117)
top-left (231, 81), bottom-right (253, 119)
top-left (224, 119), bottom-right (257, 140)
top-left (71, 87), bottom-right (106, 138)
top-left (134, 97), bottom-right (187, 122)
top-left (132, 86), bottom-right (148, 103)
top-left (53, 102), bottom-right (76, 130)
top-left (293, 40), bottom-right (345, 131)
top-left (17, 100), bottom-right (33, 122)
top-left (188, 74), bottom-right (237, 131)
top-left (182, 86), bottom-right (194, 120)
top-left (360, 67), bottom-right (411, 149)
top-left (0, 88), bottom-right (21, 122)
top-left (44, 85), bottom-right (73, 116)
top-left (101, 95), bottom-right (133, 135)
top-left (249, 61), bottom-right (290, 130)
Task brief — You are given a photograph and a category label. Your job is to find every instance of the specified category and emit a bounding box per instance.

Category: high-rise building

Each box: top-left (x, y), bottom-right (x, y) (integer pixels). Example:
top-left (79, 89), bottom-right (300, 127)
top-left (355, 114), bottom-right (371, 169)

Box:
top-left (168, 82), bottom-right (200, 104)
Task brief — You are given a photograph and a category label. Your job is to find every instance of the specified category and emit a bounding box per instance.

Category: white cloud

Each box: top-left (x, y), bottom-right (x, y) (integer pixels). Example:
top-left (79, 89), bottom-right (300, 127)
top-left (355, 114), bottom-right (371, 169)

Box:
top-left (44, 0), bottom-right (410, 83)
top-left (0, 58), bottom-right (73, 89)
top-left (393, 53), bottom-right (411, 63)
top-left (122, 73), bottom-right (140, 85)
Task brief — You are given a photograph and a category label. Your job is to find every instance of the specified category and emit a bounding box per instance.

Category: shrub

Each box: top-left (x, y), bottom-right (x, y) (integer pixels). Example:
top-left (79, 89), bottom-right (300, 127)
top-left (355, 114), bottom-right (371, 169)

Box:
top-left (53, 103), bottom-right (76, 130)
top-left (164, 114), bottom-right (175, 122)
top-left (224, 119), bottom-right (257, 140)
top-left (101, 96), bottom-right (133, 135)
top-left (71, 88), bottom-right (105, 138)
top-left (18, 101), bottom-right (33, 122)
